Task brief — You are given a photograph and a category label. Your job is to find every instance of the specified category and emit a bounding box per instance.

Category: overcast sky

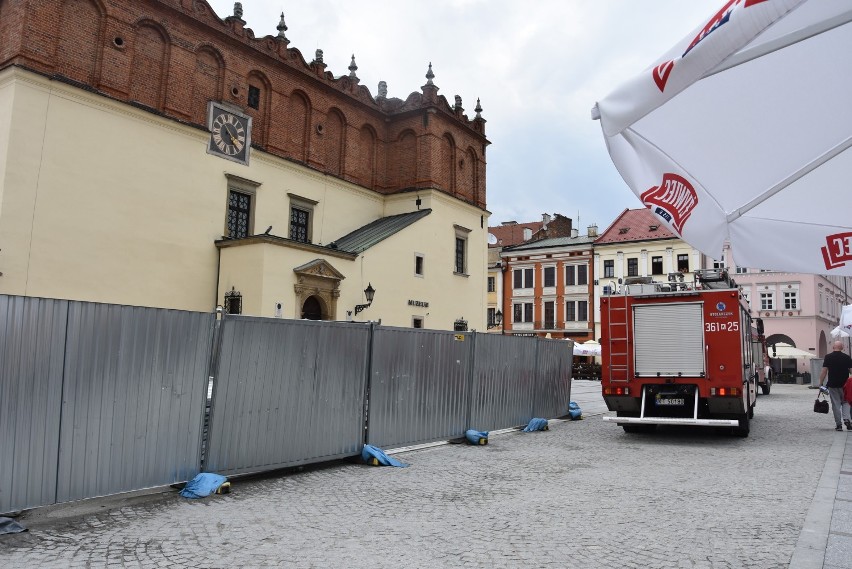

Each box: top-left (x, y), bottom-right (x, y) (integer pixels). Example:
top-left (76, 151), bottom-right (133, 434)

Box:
top-left (207, 0), bottom-right (721, 233)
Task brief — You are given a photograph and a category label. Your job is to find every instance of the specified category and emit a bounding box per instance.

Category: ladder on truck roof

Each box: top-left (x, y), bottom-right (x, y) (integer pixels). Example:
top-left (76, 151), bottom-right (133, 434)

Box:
top-left (606, 289), bottom-right (630, 383)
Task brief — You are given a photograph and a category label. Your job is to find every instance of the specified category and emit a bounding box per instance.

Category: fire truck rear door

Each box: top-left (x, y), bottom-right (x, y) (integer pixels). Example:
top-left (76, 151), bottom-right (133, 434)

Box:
top-left (633, 302), bottom-right (705, 377)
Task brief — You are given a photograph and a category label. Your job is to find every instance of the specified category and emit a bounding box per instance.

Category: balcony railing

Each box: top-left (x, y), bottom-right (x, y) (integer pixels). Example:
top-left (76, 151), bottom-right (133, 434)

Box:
top-left (512, 320), bottom-right (590, 331)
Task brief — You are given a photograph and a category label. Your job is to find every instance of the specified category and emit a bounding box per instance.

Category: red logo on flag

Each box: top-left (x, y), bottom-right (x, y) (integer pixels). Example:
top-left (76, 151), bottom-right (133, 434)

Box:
top-left (684, 0), bottom-right (770, 57)
top-left (821, 232), bottom-right (852, 270)
top-left (657, 0), bottom-right (770, 92)
top-left (653, 60), bottom-right (675, 92)
top-left (640, 174), bottom-right (698, 234)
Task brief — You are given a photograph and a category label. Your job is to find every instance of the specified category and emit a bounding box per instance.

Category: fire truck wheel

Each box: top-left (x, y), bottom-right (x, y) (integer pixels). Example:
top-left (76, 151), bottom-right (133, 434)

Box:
top-left (761, 377), bottom-right (772, 395)
top-left (732, 413), bottom-right (750, 437)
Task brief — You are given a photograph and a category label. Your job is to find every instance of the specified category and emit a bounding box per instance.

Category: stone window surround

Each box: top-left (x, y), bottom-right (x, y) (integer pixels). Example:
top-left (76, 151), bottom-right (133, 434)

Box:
top-left (225, 173), bottom-right (261, 238)
top-left (288, 192), bottom-right (319, 243)
top-left (454, 224), bottom-right (471, 276)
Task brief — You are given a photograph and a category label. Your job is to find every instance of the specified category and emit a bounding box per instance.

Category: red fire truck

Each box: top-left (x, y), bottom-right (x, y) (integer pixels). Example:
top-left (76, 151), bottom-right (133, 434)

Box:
top-left (600, 269), bottom-right (769, 437)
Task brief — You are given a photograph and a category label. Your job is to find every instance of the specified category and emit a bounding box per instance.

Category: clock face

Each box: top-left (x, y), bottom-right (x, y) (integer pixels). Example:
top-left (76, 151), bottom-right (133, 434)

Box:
top-left (207, 103), bottom-right (251, 165)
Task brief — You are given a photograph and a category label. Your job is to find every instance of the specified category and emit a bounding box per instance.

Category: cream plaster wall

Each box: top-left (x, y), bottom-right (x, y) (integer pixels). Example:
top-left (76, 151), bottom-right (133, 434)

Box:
top-left (362, 192), bottom-right (487, 330)
top-left (0, 69), bottom-right (51, 292)
top-left (217, 192), bottom-right (488, 330)
top-left (251, 152), bottom-right (384, 246)
top-left (219, 190), bottom-right (488, 330)
top-left (0, 69), bottom-right (487, 329)
top-left (1, 70), bottom-right (225, 309)
top-left (0, 72), bottom-right (13, 221)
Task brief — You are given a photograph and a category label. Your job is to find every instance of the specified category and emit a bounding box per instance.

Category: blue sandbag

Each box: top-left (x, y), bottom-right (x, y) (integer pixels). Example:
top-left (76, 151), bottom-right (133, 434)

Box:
top-left (465, 429), bottom-right (489, 445)
top-left (523, 417), bottom-right (549, 432)
top-left (568, 401), bottom-right (582, 420)
top-left (0, 517), bottom-right (27, 534)
top-left (361, 444), bottom-right (409, 467)
top-left (180, 473), bottom-right (228, 499)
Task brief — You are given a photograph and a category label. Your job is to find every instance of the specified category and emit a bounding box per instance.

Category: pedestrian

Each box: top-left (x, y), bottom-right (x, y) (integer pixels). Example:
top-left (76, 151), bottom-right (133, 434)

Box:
top-left (818, 340), bottom-right (852, 431)
top-left (844, 374), bottom-right (852, 428)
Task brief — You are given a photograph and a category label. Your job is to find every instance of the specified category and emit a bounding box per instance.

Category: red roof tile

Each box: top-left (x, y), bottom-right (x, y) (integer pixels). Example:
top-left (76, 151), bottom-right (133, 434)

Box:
top-left (595, 208), bottom-right (677, 244)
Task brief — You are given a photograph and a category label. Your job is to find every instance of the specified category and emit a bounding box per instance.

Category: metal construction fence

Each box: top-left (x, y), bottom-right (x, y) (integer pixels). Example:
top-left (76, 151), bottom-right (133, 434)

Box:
top-left (0, 294), bottom-right (572, 512)
top-left (0, 295), bottom-right (213, 514)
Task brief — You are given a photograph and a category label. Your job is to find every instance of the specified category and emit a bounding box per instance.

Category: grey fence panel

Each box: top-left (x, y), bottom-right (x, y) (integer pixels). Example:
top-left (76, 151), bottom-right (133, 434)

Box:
top-left (207, 317), bottom-right (370, 476)
top-left (809, 358), bottom-right (824, 387)
top-left (367, 328), bottom-right (472, 449)
top-left (532, 338), bottom-right (573, 419)
top-left (0, 296), bottom-right (68, 513)
top-left (56, 303), bottom-right (213, 503)
top-left (469, 334), bottom-right (539, 431)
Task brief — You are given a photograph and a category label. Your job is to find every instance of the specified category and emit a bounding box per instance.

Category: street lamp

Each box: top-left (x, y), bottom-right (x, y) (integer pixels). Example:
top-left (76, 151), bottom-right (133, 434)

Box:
top-left (354, 283), bottom-right (376, 316)
top-left (488, 309), bottom-right (503, 329)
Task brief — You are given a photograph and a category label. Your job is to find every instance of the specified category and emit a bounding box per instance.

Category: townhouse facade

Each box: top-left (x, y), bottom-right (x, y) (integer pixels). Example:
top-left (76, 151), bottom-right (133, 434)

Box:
top-left (486, 214), bottom-right (575, 333)
top-left (499, 227), bottom-right (596, 341)
top-left (593, 208), bottom-right (704, 342)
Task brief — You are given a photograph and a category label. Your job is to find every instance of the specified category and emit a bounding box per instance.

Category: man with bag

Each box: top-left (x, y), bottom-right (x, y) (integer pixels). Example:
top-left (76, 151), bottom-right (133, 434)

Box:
top-left (818, 341), bottom-right (852, 431)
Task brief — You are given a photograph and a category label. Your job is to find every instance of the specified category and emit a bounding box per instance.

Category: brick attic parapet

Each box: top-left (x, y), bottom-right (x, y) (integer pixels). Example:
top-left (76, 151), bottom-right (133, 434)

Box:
top-left (0, 0), bottom-right (489, 208)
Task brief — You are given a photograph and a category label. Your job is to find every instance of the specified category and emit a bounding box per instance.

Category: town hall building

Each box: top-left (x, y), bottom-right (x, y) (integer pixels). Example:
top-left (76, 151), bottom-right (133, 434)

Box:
top-left (0, 0), bottom-right (491, 329)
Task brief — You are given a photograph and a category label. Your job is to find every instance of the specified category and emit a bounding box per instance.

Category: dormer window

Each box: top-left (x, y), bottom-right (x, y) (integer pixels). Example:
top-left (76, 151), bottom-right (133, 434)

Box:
top-left (618, 227), bottom-right (629, 234)
top-left (649, 225), bottom-right (659, 231)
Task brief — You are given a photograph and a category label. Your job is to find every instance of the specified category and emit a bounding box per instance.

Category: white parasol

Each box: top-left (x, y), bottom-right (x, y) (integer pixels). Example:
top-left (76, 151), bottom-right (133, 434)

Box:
top-left (831, 304), bottom-right (852, 338)
top-left (572, 340), bottom-right (602, 357)
top-left (768, 341), bottom-right (817, 359)
top-left (593, 0), bottom-right (852, 275)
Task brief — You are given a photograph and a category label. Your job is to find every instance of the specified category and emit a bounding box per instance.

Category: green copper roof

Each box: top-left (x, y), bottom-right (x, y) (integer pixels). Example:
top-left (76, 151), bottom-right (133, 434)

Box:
top-left (329, 209), bottom-right (432, 254)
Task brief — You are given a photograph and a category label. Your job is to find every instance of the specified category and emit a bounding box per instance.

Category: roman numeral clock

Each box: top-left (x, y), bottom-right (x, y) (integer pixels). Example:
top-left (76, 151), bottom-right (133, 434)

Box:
top-left (206, 102), bottom-right (252, 165)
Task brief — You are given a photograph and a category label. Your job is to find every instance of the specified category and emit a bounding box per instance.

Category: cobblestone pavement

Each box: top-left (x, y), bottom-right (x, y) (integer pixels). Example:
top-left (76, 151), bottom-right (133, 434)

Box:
top-left (0, 383), bottom-right (839, 568)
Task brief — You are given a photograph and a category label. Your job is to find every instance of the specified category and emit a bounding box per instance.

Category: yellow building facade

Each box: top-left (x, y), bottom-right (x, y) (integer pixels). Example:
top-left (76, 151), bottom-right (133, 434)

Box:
top-left (0, 67), bottom-right (488, 329)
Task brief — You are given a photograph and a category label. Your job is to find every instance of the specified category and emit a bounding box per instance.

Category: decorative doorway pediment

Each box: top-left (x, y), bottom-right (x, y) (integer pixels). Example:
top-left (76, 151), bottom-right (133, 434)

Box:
top-left (293, 259), bottom-right (346, 281)
top-left (293, 259), bottom-right (344, 320)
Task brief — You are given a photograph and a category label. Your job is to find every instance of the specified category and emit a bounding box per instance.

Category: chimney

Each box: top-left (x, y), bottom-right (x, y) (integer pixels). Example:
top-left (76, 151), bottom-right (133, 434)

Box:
top-left (523, 228), bottom-right (532, 241)
top-left (571, 228), bottom-right (579, 238)
top-left (542, 213), bottom-right (552, 227)
top-left (587, 224), bottom-right (598, 237)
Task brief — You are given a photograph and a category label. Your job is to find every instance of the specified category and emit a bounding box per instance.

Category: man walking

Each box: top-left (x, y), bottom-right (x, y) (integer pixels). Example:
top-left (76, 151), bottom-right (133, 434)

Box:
top-left (819, 340), bottom-right (852, 431)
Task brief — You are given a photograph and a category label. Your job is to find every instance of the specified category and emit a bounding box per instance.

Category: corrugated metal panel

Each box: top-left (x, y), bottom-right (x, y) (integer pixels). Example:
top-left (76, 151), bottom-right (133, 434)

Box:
top-left (809, 358), bottom-right (824, 387)
top-left (367, 327), bottom-right (471, 449)
top-left (469, 334), bottom-right (538, 431)
top-left (533, 338), bottom-right (573, 418)
top-left (0, 296), bottom-right (67, 513)
top-left (207, 317), bottom-right (370, 476)
top-left (56, 303), bottom-right (213, 503)
top-left (634, 302), bottom-right (705, 376)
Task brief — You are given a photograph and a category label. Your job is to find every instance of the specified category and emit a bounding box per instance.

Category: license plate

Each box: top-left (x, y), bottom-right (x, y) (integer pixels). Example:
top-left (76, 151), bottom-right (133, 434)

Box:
top-left (657, 398), bottom-right (685, 406)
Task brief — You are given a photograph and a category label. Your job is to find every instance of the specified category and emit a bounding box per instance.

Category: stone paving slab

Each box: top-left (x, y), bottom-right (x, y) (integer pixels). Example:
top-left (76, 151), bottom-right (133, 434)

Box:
top-left (0, 383), bottom-right (841, 569)
top-left (821, 437), bottom-right (852, 569)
